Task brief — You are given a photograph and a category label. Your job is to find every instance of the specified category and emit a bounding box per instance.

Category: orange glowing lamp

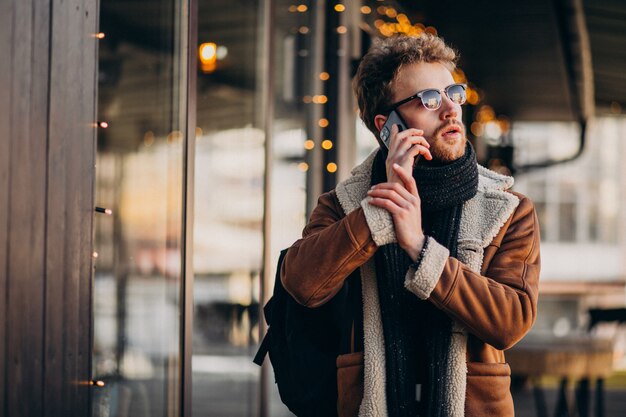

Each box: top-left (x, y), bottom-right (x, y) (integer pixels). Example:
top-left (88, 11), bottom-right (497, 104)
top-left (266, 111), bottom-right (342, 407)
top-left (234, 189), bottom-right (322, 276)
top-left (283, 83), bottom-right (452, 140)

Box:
top-left (199, 42), bottom-right (217, 73)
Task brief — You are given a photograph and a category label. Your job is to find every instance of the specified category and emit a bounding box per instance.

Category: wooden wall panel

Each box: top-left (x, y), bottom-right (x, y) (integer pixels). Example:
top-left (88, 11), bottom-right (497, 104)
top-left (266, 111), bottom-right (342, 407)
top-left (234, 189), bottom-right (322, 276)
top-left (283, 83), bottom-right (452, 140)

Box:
top-left (0, 0), bottom-right (11, 415)
top-left (77, 2), bottom-right (99, 416)
top-left (45, 0), bottom-right (98, 415)
top-left (0, 0), bottom-right (98, 416)
top-left (6, 1), bottom-right (49, 416)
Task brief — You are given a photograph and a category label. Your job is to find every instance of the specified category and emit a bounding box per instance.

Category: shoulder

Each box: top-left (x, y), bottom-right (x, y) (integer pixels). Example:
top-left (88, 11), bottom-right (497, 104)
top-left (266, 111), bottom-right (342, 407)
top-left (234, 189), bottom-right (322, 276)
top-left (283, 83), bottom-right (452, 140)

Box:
top-left (477, 165), bottom-right (515, 192)
top-left (308, 190), bottom-right (346, 221)
top-left (506, 190), bottom-right (537, 220)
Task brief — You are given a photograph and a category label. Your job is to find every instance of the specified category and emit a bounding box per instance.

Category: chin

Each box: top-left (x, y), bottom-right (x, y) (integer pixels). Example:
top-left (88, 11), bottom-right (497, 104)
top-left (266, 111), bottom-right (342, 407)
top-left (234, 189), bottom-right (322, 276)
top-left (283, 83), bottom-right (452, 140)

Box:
top-left (432, 137), bottom-right (467, 163)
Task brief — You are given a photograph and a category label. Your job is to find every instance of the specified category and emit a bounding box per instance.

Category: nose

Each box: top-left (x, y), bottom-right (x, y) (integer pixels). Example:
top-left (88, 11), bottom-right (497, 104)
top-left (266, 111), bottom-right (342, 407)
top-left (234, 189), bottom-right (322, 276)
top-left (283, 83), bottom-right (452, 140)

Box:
top-left (439, 93), bottom-right (459, 120)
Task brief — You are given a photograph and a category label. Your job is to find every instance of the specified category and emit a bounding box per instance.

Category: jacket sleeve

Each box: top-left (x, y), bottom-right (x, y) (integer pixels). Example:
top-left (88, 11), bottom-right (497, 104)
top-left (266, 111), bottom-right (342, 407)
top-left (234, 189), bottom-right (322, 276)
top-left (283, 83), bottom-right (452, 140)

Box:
top-left (281, 191), bottom-right (379, 307)
top-left (404, 195), bottom-right (541, 350)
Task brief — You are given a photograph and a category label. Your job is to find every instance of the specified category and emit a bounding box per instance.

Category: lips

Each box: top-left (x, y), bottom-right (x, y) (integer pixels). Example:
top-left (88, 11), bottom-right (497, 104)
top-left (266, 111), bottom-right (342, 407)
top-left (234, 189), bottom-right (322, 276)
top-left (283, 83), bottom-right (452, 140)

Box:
top-left (439, 124), bottom-right (463, 139)
top-left (443, 127), bottom-right (460, 135)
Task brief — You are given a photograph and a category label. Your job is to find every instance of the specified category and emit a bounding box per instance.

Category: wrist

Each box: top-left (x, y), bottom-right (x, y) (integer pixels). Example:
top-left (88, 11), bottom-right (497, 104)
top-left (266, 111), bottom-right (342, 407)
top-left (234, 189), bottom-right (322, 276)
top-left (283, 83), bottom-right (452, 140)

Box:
top-left (407, 234), bottom-right (426, 262)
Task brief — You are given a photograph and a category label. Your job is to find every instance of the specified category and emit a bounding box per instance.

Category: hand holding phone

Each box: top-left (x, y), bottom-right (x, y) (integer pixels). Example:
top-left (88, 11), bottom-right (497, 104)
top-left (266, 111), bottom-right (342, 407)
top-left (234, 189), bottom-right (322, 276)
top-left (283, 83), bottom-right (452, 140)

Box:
top-left (379, 110), bottom-right (408, 148)
top-left (379, 110), bottom-right (423, 167)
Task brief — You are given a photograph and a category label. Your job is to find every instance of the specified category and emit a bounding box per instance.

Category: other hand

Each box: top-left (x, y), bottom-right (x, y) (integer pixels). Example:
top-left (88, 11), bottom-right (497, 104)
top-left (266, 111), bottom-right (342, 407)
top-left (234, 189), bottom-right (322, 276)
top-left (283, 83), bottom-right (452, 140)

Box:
top-left (367, 162), bottom-right (426, 261)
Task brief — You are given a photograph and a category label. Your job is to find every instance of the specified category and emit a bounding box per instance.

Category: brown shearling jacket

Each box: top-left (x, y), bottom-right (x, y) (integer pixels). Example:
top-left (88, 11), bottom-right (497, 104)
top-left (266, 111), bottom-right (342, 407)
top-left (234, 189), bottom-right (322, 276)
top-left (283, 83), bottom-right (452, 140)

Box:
top-left (281, 152), bottom-right (541, 417)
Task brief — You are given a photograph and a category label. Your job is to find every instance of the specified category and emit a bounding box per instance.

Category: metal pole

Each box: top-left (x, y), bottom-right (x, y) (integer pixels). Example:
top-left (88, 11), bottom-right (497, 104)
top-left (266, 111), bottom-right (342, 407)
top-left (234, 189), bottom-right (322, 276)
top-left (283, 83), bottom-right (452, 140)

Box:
top-left (259, 0), bottom-right (275, 416)
top-left (181, 0), bottom-right (198, 416)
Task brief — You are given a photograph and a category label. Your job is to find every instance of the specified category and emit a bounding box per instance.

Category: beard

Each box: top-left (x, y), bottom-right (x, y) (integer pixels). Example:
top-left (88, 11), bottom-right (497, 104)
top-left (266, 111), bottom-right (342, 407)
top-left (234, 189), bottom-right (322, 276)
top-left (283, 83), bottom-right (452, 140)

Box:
top-left (427, 120), bottom-right (467, 163)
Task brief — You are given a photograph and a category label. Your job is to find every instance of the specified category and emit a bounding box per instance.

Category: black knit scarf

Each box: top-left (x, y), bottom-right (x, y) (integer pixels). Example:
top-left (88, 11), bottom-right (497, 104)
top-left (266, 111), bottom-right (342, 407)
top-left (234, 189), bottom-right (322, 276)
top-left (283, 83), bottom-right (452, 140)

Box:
top-left (371, 143), bottom-right (478, 417)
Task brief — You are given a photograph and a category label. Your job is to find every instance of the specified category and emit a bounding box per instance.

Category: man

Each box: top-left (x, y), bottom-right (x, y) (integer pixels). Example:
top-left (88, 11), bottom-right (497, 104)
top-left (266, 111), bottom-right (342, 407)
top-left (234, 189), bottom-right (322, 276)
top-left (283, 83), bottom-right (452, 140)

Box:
top-left (281, 34), bottom-right (540, 417)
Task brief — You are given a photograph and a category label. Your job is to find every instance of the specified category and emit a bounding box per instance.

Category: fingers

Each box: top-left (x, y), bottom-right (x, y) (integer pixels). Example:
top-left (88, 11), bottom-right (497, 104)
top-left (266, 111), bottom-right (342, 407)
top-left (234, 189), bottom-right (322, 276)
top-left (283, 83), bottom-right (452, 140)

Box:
top-left (367, 182), bottom-right (419, 209)
top-left (390, 128), bottom-right (429, 154)
top-left (388, 128), bottom-right (432, 166)
top-left (407, 144), bottom-right (433, 162)
top-left (392, 163), bottom-right (418, 195)
top-left (367, 196), bottom-right (404, 214)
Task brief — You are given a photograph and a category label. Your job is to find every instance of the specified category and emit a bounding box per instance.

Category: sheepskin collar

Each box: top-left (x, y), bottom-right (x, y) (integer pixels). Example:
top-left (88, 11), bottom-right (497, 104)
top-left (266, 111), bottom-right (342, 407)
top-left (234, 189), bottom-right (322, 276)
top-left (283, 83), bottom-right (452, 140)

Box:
top-left (338, 149), bottom-right (515, 212)
top-left (336, 149), bottom-right (518, 254)
top-left (335, 149), bottom-right (520, 417)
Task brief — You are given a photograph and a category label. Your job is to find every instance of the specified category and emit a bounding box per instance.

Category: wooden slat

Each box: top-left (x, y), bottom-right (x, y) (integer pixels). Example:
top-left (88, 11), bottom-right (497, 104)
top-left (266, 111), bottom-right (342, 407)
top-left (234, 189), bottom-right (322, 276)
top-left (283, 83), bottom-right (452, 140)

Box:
top-left (44, 0), bottom-right (69, 413)
top-left (45, 0), bottom-right (98, 416)
top-left (77, 2), bottom-right (99, 416)
top-left (6, 1), bottom-right (50, 416)
top-left (0, 1), bottom-right (13, 415)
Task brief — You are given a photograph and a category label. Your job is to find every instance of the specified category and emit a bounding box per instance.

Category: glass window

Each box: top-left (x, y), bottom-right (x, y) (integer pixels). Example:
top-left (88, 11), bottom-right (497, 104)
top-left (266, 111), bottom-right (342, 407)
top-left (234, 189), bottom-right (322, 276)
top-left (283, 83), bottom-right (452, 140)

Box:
top-left (192, 1), bottom-right (314, 416)
top-left (192, 2), bottom-right (263, 417)
top-left (92, 1), bottom-right (187, 416)
top-left (513, 119), bottom-right (624, 245)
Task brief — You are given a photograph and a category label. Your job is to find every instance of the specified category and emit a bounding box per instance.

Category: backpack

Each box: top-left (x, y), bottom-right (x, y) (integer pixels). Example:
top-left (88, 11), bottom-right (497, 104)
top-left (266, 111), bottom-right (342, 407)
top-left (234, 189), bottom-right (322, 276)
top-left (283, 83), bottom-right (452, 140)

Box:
top-left (253, 249), bottom-right (361, 417)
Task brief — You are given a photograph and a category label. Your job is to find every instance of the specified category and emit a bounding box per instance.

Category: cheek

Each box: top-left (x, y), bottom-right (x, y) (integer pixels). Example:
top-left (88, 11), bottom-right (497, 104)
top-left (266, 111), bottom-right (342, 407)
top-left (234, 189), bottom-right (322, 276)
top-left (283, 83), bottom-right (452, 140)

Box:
top-left (408, 113), bottom-right (437, 136)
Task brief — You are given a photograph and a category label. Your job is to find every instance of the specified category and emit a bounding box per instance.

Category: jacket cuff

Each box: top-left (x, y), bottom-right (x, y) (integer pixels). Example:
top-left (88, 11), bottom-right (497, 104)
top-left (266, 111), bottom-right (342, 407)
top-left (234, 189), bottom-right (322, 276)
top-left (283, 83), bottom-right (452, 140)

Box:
top-left (404, 237), bottom-right (449, 300)
top-left (360, 197), bottom-right (396, 246)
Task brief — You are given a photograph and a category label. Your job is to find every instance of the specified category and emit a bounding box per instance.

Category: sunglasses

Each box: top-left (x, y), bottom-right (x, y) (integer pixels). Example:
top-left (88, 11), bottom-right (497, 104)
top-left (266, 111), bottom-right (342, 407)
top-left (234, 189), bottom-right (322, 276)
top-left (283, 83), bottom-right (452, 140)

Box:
top-left (386, 83), bottom-right (467, 112)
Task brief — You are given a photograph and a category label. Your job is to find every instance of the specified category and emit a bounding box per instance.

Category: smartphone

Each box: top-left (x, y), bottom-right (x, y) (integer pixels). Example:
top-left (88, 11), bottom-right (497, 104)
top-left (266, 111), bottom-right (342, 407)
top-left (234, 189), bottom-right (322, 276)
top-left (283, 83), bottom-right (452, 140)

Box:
top-left (379, 110), bottom-right (408, 148)
top-left (379, 110), bottom-right (422, 166)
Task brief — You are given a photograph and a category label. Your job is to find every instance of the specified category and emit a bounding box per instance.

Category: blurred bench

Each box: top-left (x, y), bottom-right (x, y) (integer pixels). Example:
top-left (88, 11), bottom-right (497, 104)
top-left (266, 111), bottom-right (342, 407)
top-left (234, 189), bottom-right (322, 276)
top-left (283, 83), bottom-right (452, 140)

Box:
top-left (507, 335), bottom-right (613, 417)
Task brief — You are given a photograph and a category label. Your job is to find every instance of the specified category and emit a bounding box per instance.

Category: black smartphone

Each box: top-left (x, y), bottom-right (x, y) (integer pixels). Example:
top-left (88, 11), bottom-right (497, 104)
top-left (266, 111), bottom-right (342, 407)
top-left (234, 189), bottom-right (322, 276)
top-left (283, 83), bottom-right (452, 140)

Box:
top-left (379, 110), bottom-right (408, 148)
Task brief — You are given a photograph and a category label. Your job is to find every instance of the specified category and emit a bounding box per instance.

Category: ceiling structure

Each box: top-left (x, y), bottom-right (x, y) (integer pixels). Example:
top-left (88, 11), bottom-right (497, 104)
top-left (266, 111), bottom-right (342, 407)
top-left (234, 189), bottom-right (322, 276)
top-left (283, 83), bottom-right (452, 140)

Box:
top-left (398, 0), bottom-right (625, 123)
top-left (97, 0), bottom-right (625, 155)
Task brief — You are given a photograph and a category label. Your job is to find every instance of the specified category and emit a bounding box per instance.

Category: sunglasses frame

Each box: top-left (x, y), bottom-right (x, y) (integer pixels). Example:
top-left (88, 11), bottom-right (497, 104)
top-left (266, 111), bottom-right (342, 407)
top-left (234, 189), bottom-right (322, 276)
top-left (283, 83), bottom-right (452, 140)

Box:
top-left (386, 83), bottom-right (467, 112)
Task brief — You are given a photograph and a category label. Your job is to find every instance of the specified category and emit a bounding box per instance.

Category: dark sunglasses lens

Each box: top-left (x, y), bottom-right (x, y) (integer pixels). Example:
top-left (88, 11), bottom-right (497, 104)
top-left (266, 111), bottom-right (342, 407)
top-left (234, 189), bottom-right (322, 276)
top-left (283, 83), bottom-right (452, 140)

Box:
top-left (420, 89), bottom-right (441, 110)
top-left (447, 84), bottom-right (466, 104)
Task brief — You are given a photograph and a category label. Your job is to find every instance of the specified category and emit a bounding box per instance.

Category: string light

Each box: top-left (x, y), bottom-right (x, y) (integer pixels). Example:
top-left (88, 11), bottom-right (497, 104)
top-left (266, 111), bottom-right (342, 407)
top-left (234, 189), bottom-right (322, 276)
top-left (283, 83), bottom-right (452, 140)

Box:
top-left (320, 72), bottom-right (330, 80)
top-left (296, 4), bottom-right (307, 12)
top-left (304, 140), bottom-right (315, 150)
top-left (385, 8), bottom-right (397, 18)
top-left (98, 121), bottom-right (108, 128)
top-left (360, 6), bottom-right (372, 14)
top-left (95, 207), bottom-right (113, 215)
top-left (326, 162), bottom-right (338, 173)
top-left (470, 122), bottom-right (484, 137)
top-left (92, 252), bottom-right (99, 259)
top-left (298, 162), bottom-right (309, 171)
top-left (334, 4), bottom-right (345, 12)
top-left (312, 95), bottom-right (328, 104)
top-left (299, 26), bottom-right (309, 34)
top-left (167, 131), bottom-right (183, 143)
top-left (322, 140), bottom-right (333, 150)
top-left (336, 26), bottom-right (347, 34)
top-left (611, 101), bottom-right (622, 114)
top-left (95, 32), bottom-right (105, 39)
top-left (143, 131), bottom-right (155, 147)
top-left (318, 119), bottom-right (329, 128)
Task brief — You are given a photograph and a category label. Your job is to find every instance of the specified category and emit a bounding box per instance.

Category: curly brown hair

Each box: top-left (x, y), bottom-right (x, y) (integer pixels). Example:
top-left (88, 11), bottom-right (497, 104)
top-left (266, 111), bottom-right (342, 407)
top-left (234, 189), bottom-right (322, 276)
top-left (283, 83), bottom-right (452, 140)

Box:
top-left (353, 34), bottom-right (458, 138)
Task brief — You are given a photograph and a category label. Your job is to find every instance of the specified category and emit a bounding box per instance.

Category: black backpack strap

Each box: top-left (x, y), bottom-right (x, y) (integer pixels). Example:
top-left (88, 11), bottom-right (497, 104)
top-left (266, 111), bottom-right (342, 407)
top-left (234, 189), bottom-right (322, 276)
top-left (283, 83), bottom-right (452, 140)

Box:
top-left (253, 332), bottom-right (270, 365)
top-left (253, 249), bottom-right (289, 366)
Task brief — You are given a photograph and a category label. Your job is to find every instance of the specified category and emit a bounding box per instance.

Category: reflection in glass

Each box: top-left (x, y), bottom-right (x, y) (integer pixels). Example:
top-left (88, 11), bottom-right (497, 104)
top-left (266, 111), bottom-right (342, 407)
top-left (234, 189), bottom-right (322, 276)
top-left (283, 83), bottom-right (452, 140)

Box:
top-left (192, 2), bottom-right (262, 416)
top-left (92, 1), bottom-right (186, 416)
top-left (192, 1), bottom-right (309, 416)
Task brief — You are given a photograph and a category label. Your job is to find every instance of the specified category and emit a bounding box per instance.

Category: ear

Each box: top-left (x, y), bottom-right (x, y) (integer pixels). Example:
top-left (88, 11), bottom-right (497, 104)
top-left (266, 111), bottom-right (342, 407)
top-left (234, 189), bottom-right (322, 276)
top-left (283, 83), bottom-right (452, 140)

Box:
top-left (374, 114), bottom-right (388, 132)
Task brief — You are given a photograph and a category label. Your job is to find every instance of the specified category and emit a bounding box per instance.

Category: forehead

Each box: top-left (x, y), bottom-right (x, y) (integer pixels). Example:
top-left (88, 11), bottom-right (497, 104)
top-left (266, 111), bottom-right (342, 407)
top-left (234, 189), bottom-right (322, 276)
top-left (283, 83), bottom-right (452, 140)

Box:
top-left (392, 62), bottom-right (455, 101)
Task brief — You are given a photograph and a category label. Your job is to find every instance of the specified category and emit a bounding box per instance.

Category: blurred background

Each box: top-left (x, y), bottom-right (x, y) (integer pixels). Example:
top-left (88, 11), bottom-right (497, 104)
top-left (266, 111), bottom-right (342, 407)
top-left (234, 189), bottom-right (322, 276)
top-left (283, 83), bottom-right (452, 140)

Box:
top-left (4, 0), bottom-right (624, 416)
top-left (92, 0), bottom-right (626, 416)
